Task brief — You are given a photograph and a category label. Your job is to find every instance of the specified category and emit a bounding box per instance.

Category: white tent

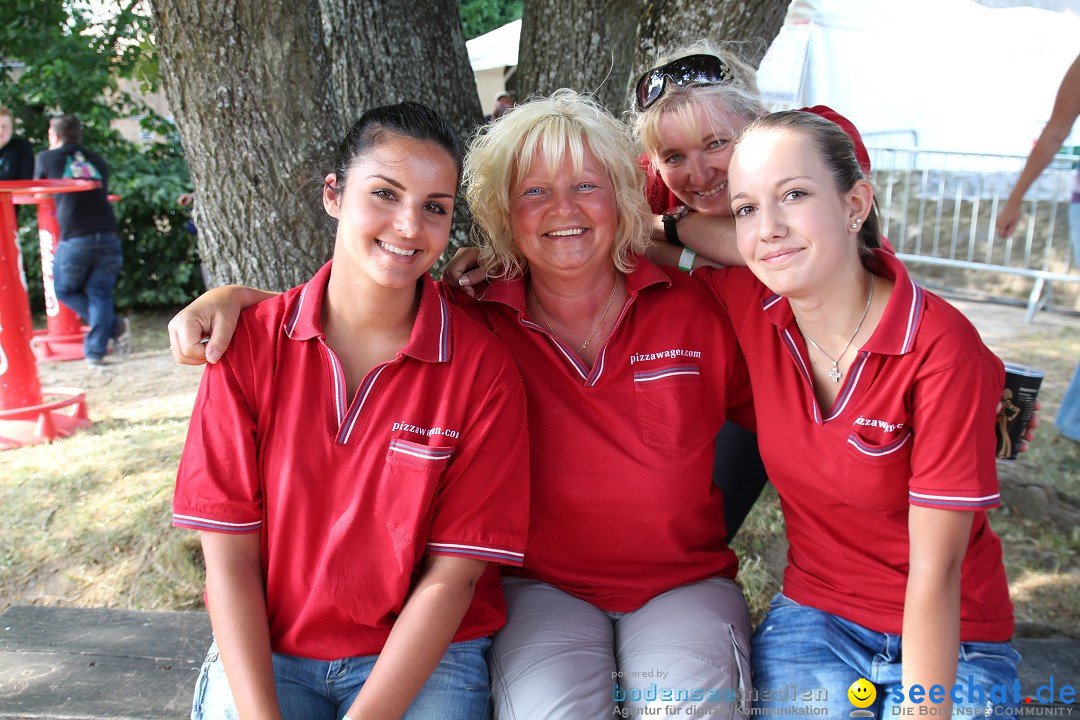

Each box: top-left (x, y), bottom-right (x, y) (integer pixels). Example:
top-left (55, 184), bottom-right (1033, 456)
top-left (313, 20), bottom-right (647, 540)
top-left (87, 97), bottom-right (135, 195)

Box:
top-left (466, 19), bottom-right (521, 116)
top-left (756, 0), bottom-right (1080, 154)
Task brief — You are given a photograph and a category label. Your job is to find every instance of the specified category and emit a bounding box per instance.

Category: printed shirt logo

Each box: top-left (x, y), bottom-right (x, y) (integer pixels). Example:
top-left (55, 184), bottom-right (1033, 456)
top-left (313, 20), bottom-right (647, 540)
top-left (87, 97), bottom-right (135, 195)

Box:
top-left (63, 151), bottom-right (102, 180)
top-left (629, 348), bottom-right (702, 365)
top-left (391, 421), bottom-right (460, 440)
top-left (852, 415), bottom-right (904, 434)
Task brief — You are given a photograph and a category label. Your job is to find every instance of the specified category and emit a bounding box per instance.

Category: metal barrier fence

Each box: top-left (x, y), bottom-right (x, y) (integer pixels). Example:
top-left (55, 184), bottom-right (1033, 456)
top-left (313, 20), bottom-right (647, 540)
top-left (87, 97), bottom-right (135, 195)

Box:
top-left (865, 143), bottom-right (1078, 321)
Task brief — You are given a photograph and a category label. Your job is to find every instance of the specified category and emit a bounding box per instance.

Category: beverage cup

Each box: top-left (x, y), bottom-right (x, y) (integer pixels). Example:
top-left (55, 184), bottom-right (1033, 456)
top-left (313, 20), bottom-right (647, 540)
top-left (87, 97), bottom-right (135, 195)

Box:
top-left (995, 363), bottom-right (1043, 461)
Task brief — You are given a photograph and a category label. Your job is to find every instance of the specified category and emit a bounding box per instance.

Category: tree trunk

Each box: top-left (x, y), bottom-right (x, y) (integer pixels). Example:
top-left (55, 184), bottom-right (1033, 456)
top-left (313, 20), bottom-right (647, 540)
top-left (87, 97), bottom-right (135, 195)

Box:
top-left (151, 0), bottom-right (482, 289)
top-left (514, 0), bottom-right (790, 115)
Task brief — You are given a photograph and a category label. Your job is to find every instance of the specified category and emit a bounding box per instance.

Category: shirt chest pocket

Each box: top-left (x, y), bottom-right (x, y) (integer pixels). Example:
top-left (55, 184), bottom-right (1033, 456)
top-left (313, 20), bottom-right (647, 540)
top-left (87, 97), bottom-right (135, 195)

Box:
top-left (840, 428), bottom-right (914, 511)
top-left (373, 438), bottom-right (454, 541)
top-left (632, 364), bottom-right (713, 452)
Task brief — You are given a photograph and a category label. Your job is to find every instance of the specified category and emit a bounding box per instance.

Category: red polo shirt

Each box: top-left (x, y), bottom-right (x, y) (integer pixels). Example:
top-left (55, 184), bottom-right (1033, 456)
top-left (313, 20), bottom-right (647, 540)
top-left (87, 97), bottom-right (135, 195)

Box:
top-left (445, 258), bottom-right (750, 612)
top-left (699, 251), bottom-right (1014, 641)
top-left (174, 261), bottom-right (529, 660)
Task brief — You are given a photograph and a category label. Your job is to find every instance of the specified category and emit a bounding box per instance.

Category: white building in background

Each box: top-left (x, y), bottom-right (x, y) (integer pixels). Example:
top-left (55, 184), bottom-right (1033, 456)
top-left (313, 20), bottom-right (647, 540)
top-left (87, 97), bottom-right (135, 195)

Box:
top-left (756, 0), bottom-right (1080, 155)
top-left (466, 19), bottom-right (521, 117)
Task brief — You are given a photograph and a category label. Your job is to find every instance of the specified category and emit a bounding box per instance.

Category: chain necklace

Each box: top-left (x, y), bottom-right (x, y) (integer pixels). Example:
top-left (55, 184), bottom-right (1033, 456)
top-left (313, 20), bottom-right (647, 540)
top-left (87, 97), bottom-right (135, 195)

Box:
top-left (533, 275), bottom-right (619, 354)
top-left (799, 273), bottom-right (875, 383)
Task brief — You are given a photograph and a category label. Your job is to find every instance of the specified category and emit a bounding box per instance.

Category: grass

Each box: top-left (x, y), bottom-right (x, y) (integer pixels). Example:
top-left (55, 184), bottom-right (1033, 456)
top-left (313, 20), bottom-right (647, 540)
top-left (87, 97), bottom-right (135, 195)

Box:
top-left (1, 310), bottom-right (206, 611)
top-left (1, 303), bottom-right (1078, 640)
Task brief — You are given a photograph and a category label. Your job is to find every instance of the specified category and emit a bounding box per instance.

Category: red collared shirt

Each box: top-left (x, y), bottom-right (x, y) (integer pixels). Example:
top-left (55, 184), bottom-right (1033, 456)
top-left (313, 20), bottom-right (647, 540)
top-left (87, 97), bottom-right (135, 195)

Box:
top-left (699, 250), bottom-right (1014, 641)
top-left (174, 261), bottom-right (529, 660)
top-left (445, 258), bottom-right (750, 612)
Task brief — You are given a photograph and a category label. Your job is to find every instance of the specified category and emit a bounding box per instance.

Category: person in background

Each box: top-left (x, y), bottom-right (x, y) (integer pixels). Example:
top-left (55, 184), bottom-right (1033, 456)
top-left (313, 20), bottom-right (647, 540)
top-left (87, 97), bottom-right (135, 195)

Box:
top-left (173, 101), bottom-right (529, 719)
top-left (34, 114), bottom-right (130, 365)
top-left (0, 105), bottom-right (34, 181)
top-left (996, 51), bottom-right (1080, 443)
top-left (486, 91), bottom-right (515, 123)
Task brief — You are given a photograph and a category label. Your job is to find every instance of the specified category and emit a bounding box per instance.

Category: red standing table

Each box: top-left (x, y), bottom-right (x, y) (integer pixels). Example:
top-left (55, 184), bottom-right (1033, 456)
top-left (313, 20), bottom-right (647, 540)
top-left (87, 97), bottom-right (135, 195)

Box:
top-left (0, 179), bottom-right (92, 449)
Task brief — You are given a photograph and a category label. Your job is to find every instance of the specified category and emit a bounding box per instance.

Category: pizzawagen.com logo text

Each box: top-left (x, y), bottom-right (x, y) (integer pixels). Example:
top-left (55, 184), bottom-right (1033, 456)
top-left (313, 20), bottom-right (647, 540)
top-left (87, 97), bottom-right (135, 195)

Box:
top-left (887, 675), bottom-right (1074, 715)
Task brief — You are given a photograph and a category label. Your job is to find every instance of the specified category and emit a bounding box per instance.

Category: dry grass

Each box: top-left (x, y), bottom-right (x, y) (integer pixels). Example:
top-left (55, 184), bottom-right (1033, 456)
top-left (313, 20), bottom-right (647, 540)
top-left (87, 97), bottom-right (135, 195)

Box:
top-left (1, 310), bottom-right (205, 611)
top-left (2, 301), bottom-right (1077, 640)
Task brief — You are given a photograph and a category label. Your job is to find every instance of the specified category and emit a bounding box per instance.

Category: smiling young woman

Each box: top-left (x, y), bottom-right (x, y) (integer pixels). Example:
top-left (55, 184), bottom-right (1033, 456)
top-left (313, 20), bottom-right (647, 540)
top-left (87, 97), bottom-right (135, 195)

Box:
top-left (696, 111), bottom-right (1018, 717)
top-left (172, 102), bottom-right (529, 720)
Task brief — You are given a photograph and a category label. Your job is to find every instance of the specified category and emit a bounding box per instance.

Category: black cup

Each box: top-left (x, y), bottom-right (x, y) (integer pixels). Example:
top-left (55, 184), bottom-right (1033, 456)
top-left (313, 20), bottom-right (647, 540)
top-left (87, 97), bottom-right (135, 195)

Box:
top-left (995, 363), bottom-right (1043, 461)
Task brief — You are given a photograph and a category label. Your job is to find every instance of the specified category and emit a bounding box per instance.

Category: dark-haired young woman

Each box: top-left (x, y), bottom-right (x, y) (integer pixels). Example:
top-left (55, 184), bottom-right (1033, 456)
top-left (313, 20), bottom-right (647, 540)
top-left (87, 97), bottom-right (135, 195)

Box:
top-left (172, 102), bottom-right (528, 720)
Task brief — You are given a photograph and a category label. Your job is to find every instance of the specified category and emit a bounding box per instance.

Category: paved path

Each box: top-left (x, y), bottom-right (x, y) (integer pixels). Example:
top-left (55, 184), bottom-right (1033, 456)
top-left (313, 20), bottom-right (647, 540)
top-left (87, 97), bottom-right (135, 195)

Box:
top-left (0, 604), bottom-right (1076, 718)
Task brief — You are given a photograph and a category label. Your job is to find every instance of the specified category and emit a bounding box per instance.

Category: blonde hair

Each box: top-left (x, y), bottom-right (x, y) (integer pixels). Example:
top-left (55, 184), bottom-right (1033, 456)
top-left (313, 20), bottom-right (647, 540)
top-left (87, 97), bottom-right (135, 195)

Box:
top-left (464, 89), bottom-right (651, 279)
top-left (0, 106), bottom-right (12, 121)
top-left (632, 41), bottom-right (767, 164)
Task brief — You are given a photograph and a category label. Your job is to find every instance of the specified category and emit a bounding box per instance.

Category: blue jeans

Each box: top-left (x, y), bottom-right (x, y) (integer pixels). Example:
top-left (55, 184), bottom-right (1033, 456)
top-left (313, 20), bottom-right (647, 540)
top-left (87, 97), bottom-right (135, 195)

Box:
top-left (191, 636), bottom-right (492, 720)
top-left (1056, 203), bottom-right (1080, 441)
top-left (751, 594), bottom-right (1021, 716)
top-left (53, 232), bottom-right (123, 359)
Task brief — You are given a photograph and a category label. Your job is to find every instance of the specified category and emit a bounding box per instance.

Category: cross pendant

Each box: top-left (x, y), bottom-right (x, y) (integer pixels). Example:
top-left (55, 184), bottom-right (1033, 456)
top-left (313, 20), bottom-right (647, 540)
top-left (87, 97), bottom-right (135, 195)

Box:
top-left (827, 364), bottom-right (842, 383)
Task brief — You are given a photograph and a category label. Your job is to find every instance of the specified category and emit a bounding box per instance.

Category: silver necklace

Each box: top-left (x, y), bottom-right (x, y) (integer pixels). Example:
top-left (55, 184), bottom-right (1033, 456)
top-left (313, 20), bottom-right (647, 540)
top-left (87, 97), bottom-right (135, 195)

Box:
top-left (800, 273), bottom-right (875, 383)
top-left (534, 276), bottom-right (619, 354)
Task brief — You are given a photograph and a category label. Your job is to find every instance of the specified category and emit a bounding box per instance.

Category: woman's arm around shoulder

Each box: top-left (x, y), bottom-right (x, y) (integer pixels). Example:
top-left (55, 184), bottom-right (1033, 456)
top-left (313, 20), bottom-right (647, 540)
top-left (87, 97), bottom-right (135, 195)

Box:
top-left (169, 285), bottom-right (279, 365)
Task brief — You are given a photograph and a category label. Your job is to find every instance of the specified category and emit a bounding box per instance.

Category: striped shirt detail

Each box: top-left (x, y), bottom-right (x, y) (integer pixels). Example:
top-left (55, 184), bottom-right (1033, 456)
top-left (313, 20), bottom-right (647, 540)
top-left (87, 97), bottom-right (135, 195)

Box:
top-left (427, 541), bottom-right (525, 565)
top-left (521, 317), bottom-right (589, 381)
top-left (586, 346), bottom-right (608, 387)
top-left (908, 490), bottom-right (1001, 509)
top-left (900, 280), bottom-right (924, 354)
top-left (325, 346), bottom-right (349, 425)
top-left (824, 352), bottom-right (870, 421)
top-left (336, 365), bottom-right (388, 445)
top-left (284, 283), bottom-right (309, 338)
top-left (633, 363), bottom-right (700, 382)
top-left (389, 438), bottom-right (453, 462)
top-left (437, 295), bottom-right (450, 362)
top-left (781, 327), bottom-right (821, 424)
top-left (847, 428), bottom-right (913, 457)
top-left (173, 514), bottom-right (261, 533)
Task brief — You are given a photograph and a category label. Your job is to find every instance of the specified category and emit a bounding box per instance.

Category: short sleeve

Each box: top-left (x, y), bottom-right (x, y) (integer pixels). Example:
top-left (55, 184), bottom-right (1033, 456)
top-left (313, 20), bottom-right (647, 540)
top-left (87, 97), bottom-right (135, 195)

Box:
top-left (172, 324), bottom-right (263, 534)
top-left (907, 351), bottom-right (1004, 511)
top-left (425, 356), bottom-right (529, 568)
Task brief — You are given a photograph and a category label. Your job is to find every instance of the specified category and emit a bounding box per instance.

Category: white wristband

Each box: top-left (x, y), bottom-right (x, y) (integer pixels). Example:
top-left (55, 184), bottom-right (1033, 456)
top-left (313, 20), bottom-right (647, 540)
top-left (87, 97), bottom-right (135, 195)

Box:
top-left (677, 247), bottom-right (696, 272)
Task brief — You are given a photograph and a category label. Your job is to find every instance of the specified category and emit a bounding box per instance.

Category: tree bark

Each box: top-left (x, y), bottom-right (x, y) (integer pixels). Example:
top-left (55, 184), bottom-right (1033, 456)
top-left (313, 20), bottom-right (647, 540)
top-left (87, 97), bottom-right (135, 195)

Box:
top-left (515, 0), bottom-right (789, 114)
top-left (151, 0), bottom-right (482, 289)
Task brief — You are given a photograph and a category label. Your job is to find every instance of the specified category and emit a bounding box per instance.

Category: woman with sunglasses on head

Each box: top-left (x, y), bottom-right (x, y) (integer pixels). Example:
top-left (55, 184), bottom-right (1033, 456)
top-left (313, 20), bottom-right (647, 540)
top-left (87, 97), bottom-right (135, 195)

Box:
top-left (169, 91), bottom-right (755, 719)
top-left (172, 102), bottom-right (529, 720)
top-left (630, 43), bottom-right (883, 542)
top-left (697, 110), bottom-right (1018, 716)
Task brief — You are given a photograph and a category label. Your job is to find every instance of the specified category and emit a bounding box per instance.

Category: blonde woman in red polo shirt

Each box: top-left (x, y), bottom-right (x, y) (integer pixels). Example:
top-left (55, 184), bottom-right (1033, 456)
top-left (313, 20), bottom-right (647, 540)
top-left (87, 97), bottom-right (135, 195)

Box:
top-left (170, 91), bottom-right (755, 719)
top-left (172, 102), bottom-right (529, 720)
top-left (697, 111), bottom-right (1019, 716)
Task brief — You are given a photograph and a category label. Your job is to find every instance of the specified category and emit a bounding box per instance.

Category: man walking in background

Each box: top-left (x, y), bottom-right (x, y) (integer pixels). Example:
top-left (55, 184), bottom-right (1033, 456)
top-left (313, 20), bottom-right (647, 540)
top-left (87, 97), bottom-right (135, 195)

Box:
top-left (34, 114), bottom-right (129, 366)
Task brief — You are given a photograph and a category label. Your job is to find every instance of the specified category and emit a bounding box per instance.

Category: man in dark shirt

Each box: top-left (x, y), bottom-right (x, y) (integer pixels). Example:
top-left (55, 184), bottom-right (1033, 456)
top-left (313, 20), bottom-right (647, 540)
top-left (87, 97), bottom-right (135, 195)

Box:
top-left (34, 114), bottom-right (129, 365)
top-left (0, 106), bottom-right (34, 181)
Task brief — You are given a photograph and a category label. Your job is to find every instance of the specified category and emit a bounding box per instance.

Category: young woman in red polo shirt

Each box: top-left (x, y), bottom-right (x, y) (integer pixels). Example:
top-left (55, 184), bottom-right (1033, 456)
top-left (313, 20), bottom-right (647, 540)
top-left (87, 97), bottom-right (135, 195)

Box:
top-left (173, 102), bottom-right (528, 720)
top-left (699, 111), bottom-right (1019, 716)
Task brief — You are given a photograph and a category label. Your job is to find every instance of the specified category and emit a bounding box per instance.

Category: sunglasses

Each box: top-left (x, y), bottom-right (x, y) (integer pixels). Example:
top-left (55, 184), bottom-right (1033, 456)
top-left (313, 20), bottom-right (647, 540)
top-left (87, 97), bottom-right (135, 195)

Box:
top-left (633, 54), bottom-right (734, 111)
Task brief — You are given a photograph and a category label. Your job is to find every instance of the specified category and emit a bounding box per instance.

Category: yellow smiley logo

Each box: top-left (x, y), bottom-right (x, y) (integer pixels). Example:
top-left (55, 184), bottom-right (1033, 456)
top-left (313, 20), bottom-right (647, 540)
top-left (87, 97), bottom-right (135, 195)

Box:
top-left (848, 678), bottom-right (877, 708)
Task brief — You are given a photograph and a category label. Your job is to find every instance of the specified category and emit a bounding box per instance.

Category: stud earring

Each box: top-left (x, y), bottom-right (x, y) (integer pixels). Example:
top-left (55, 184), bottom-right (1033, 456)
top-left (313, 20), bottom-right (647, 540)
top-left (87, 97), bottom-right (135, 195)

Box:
top-left (851, 221), bottom-right (859, 229)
